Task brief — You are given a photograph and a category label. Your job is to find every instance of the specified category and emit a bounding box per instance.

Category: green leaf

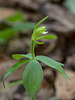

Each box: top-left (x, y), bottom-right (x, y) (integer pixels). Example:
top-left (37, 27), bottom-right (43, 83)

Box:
top-left (7, 80), bottom-right (23, 87)
top-left (12, 54), bottom-right (25, 60)
top-left (3, 59), bottom-right (30, 88)
top-left (13, 22), bottom-right (36, 32)
top-left (12, 53), bottom-right (32, 60)
top-left (33, 16), bottom-right (48, 33)
top-left (0, 38), bottom-right (6, 44)
top-left (0, 28), bottom-right (16, 40)
top-left (0, 22), bottom-right (35, 42)
top-left (64, 0), bottom-right (75, 14)
top-left (0, 80), bottom-right (23, 93)
top-left (36, 35), bottom-right (57, 40)
top-left (22, 53), bottom-right (32, 59)
top-left (22, 60), bottom-right (43, 99)
top-left (6, 12), bottom-right (24, 22)
top-left (35, 41), bottom-right (44, 44)
top-left (35, 56), bottom-right (70, 79)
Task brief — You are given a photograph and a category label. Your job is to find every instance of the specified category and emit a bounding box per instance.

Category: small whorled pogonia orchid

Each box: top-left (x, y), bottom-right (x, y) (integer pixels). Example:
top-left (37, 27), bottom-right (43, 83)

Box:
top-left (3, 16), bottom-right (70, 100)
top-left (32, 26), bottom-right (48, 40)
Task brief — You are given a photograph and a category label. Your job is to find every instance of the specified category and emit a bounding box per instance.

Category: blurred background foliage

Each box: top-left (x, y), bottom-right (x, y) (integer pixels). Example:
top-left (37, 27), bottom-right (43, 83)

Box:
top-left (0, 12), bottom-right (35, 45)
top-left (64, 0), bottom-right (75, 14)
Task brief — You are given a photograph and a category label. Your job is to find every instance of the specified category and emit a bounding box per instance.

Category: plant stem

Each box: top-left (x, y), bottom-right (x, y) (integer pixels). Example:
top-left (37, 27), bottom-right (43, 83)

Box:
top-left (31, 39), bottom-right (35, 59)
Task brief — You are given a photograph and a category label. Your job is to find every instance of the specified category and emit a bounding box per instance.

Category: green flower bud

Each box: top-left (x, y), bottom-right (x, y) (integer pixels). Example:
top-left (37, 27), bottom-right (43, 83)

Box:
top-left (32, 26), bottom-right (48, 40)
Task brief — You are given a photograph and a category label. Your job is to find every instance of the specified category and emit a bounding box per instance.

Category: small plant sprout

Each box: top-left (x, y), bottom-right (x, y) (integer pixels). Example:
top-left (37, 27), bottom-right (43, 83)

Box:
top-left (3, 16), bottom-right (70, 100)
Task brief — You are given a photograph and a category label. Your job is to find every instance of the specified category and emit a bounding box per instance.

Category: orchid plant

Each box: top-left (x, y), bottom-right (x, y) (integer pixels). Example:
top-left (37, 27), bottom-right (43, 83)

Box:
top-left (3, 16), bottom-right (69, 100)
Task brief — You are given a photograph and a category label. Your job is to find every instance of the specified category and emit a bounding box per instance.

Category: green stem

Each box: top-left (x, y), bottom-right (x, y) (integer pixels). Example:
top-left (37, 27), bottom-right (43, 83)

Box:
top-left (31, 39), bottom-right (35, 59)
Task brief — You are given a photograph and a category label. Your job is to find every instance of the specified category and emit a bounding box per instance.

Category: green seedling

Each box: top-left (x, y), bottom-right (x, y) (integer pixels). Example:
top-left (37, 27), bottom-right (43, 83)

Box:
top-left (3, 16), bottom-right (70, 100)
